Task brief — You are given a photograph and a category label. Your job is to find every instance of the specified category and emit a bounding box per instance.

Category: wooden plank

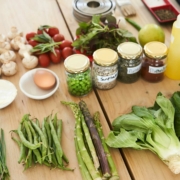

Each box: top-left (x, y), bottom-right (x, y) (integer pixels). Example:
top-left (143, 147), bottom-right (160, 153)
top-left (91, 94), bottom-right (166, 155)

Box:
top-left (58, 0), bottom-right (180, 179)
top-left (0, 0), bottom-right (131, 179)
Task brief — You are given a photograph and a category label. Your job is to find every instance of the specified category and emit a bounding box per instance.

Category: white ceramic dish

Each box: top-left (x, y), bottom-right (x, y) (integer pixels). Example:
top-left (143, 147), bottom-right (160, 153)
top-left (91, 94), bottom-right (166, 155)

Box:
top-left (19, 68), bottom-right (59, 100)
top-left (0, 79), bottom-right (17, 109)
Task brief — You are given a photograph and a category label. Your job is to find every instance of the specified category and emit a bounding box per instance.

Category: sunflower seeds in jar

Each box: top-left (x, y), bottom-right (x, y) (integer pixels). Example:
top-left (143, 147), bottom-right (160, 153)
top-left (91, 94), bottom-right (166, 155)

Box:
top-left (117, 42), bottom-right (143, 83)
top-left (92, 48), bottom-right (118, 90)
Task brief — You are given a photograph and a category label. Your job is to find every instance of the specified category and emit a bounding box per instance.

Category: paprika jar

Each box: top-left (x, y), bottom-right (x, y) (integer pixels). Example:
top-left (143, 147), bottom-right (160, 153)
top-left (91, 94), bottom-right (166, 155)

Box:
top-left (141, 41), bottom-right (168, 82)
top-left (92, 48), bottom-right (118, 90)
top-left (117, 42), bottom-right (143, 83)
top-left (64, 54), bottom-right (92, 96)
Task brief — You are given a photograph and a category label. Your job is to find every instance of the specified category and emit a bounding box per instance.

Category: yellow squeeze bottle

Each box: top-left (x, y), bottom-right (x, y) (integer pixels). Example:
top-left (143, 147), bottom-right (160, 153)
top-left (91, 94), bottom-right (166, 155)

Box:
top-left (165, 14), bottom-right (180, 80)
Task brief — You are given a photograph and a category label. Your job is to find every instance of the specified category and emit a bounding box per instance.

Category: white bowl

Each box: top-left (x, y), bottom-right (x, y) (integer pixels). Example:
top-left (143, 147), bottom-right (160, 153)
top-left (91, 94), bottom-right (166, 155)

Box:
top-left (0, 79), bottom-right (17, 109)
top-left (19, 68), bottom-right (59, 100)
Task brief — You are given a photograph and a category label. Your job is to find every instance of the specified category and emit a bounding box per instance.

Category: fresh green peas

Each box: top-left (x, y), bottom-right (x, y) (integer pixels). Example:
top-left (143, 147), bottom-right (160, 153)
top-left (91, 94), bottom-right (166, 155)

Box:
top-left (66, 69), bottom-right (92, 96)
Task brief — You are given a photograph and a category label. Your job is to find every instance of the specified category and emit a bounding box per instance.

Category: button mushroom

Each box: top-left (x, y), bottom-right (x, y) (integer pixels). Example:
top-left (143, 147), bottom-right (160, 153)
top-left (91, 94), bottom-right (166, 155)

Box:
top-left (1, 61), bottom-right (17, 76)
top-left (22, 53), bottom-right (38, 69)
top-left (18, 43), bottom-right (33, 58)
top-left (0, 41), bottom-right (11, 54)
top-left (7, 27), bottom-right (23, 40)
top-left (0, 50), bottom-right (16, 64)
top-left (0, 34), bottom-right (8, 42)
top-left (11, 36), bottom-right (26, 51)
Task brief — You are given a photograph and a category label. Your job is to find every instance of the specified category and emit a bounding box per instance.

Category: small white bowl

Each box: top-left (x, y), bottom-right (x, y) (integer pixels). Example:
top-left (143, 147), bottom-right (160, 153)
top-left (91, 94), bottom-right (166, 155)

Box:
top-left (0, 80), bottom-right (17, 109)
top-left (19, 68), bottom-right (59, 100)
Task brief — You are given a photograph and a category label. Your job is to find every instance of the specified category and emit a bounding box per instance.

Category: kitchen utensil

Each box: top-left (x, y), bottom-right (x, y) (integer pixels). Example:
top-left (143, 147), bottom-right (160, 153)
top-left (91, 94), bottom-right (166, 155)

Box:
top-left (116, 0), bottom-right (136, 16)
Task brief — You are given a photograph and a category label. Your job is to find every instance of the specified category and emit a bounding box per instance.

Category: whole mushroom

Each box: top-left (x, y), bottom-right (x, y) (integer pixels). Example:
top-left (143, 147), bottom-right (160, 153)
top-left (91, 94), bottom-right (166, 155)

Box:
top-left (22, 53), bottom-right (38, 69)
top-left (1, 61), bottom-right (17, 76)
top-left (0, 50), bottom-right (16, 64)
top-left (18, 44), bottom-right (33, 58)
top-left (7, 27), bottom-right (23, 40)
top-left (11, 36), bottom-right (26, 51)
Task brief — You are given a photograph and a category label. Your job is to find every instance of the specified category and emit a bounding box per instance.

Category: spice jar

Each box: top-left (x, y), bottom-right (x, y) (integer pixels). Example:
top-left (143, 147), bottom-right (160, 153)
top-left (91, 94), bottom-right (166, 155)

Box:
top-left (64, 54), bottom-right (92, 96)
top-left (117, 42), bottom-right (143, 83)
top-left (92, 48), bottom-right (118, 90)
top-left (141, 41), bottom-right (168, 82)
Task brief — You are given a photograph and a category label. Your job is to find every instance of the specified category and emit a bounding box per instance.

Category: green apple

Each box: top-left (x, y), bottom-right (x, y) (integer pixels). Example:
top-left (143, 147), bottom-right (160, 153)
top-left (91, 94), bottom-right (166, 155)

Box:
top-left (138, 24), bottom-right (165, 47)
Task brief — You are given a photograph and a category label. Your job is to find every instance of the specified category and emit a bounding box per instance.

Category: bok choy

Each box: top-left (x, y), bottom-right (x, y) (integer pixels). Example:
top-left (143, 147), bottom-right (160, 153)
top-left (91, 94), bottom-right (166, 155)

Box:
top-left (106, 94), bottom-right (180, 174)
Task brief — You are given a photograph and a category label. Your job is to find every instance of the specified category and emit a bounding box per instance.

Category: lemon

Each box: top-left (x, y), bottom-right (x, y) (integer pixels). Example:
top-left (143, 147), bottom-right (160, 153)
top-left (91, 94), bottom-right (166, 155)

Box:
top-left (138, 24), bottom-right (165, 47)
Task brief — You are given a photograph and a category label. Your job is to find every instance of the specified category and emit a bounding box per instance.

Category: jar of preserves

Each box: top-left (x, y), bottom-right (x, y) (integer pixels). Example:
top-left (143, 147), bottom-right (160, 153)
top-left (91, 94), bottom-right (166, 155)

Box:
top-left (92, 48), bottom-right (118, 90)
top-left (141, 41), bottom-right (168, 82)
top-left (117, 42), bottom-right (143, 83)
top-left (64, 54), bottom-right (92, 96)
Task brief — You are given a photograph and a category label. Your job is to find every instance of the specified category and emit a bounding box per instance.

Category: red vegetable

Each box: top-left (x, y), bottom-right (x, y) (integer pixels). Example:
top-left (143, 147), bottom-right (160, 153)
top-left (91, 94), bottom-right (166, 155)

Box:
top-left (48, 27), bottom-right (59, 37)
top-left (59, 40), bottom-right (72, 50)
top-left (26, 32), bottom-right (37, 41)
top-left (28, 40), bottom-right (39, 47)
top-left (38, 54), bottom-right (51, 67)
top-left (49, 49), bottom-right (61, 64)
top-left (53, 34), bottom-right (64, 42)
top-left (62, 47), bottom-right (73, 60)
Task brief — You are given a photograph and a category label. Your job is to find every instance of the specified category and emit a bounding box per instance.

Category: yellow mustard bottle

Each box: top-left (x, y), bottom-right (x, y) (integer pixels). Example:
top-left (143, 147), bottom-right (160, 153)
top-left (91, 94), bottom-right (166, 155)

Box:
top-left (165, 14), bottom-right (180, 80)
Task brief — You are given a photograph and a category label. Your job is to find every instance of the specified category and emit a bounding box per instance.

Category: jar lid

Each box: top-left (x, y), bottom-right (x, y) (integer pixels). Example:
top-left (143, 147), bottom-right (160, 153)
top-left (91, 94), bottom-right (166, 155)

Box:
top-left (117, 42), bottom-right (142, 59)
top-left (64, 54), bottom-right (90, 73)
top-left (144, 41), bottom-right (168, 59)
top-left (93, 48), bottom-right (118, 66)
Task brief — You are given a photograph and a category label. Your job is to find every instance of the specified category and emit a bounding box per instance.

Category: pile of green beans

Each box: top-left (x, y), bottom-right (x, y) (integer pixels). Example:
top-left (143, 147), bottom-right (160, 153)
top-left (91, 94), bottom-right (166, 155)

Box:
top-left (11, 114), bottom-right (72, 171)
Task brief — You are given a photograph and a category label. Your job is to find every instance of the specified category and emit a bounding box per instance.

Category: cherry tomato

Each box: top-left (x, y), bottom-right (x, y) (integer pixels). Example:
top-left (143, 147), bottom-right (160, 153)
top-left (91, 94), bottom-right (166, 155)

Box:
top-left (53, 33), bottom-right (64, 42)
top-left (28, 40), bottom-right (39, 47)
top-left (48, 27), bottom-right (59, 37)
top-left (37, 29), bottom-right (48, 34)
top-left (59, 40), bottom-right (72, 50)
top-left (62, 47), bottom-right (73, 60)
top-left (49, 49), bottom-right (61, 64)
top-left (26, 32), bottom-right (37, 41)
top-left (38, 54), bottom-right (51, 67)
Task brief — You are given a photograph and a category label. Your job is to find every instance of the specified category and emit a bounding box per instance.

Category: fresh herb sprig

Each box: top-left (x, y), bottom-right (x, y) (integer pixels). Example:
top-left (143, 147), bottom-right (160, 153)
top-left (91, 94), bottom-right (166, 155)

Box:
top-left (72, 15), bottom-right (137, 55)
top-left (0, 128), bottom-right (10, 180)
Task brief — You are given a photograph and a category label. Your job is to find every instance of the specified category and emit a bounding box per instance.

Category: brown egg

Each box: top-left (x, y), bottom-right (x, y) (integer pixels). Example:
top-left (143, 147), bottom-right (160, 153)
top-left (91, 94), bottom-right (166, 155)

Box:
top-left (33, 70), bottom-right (56, 90)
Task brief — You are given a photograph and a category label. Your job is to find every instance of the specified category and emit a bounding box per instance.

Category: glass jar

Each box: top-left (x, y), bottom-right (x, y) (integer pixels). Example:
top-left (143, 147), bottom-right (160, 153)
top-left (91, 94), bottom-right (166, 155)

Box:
top-left (92, 48), bottom-right (118, 90)
top-left (64, 54), bottom-right (92, 96)
top-left (141, 41), bottom-right (168, 82)
top-left (117, 42), bottom-right (143, 83)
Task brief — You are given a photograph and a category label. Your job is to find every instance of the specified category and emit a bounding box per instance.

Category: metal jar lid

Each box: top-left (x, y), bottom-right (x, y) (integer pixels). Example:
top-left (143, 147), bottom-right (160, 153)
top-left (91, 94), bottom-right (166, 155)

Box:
top-left (73, 0), bottom-right (116, 22)
top-left (64, 54), bottom-right (90, 73)
top-left (144, 41), bottom-right (168, 59)
top-left (93, 48), bottom-right (118, 66)
top-left (117, 42), bottom-right (143, 59)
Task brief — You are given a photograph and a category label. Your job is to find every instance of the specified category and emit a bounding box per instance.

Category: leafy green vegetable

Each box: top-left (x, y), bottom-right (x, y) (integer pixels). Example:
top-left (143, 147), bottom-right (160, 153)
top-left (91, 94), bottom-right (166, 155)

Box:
top-left (106, 94), bottom-right (180, 174)
top-left (170, 91), bottom-right (180, 138)
top-left (72, 15), bottom-right (137, 55)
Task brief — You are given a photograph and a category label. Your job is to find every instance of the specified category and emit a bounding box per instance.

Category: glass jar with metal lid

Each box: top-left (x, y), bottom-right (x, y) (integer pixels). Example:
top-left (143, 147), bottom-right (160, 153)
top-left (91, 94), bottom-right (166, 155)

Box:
top-left (117, 42), bottom-right (143, 83)
top-left (141, 41), bottom-right (168, 82)
top-left (64, 54), bottom-right (92, 96)
top-left (92, 48), bottom-right (118, 90)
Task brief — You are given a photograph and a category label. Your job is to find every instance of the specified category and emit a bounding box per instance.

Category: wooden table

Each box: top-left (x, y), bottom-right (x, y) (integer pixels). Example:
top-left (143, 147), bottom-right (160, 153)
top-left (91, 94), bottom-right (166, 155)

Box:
top-left (0, 0), bottom-right (180, 180)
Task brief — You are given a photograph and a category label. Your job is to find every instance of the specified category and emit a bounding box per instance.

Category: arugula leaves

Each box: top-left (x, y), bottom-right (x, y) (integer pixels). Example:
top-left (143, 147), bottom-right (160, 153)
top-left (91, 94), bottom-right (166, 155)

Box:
top-left (72, 15), bottom-right (137, 55)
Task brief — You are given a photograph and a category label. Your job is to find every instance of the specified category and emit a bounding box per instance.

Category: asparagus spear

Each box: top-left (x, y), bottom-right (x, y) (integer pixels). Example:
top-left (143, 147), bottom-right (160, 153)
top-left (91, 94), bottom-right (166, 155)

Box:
top-left (61, 101), bottom-right (102, 180)
top-left (93, 112), bottom-right (120, 180)
top-left (79, 100), bottom-right (111, 178)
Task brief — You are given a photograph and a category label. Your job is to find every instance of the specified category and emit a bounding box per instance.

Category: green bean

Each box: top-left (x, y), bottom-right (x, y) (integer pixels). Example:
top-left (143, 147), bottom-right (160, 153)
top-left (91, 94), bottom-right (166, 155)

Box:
top-left (17, 124), bottom-right (40, 150)
top-left (44, 117), bottom-right (52, 148)
top-left (53, 113), bottom-right (58, 132)
top-left (18, 143), bottom-right (26, 164)
top-left (49, 119), bottom-right (63, 166)
top-left (30, 121), bottom-right (48, 161)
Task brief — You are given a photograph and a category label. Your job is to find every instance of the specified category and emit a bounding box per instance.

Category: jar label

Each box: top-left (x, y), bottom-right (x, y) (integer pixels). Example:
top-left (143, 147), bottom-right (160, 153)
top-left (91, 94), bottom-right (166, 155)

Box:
top-left (127, 63), bottom-right (142, 74)
top-left (96, 72), bottom-right (118, 83)
top-left (149, 65), bottom-right (166, 74)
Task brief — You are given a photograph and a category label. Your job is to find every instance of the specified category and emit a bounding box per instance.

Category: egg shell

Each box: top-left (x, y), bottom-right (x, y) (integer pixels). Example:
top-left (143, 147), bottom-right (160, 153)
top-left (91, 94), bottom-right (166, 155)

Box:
top-left (33, 70), bottom-right (56, 90)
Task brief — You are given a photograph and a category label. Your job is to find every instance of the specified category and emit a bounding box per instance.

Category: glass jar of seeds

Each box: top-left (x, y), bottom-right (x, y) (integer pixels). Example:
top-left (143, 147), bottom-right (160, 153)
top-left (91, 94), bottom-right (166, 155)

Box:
top-left (92, 48), bottom-right (118, 90)
top-left (64, 54), bottom-right (92, 96)
top-left (117, 42), bottom-right (143, 83)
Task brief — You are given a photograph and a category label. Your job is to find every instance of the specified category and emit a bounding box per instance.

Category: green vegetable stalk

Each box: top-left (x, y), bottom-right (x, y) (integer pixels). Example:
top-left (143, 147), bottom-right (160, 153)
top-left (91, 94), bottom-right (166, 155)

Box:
top-left (0, 128), bottom-right (10, 180)
top-left (106, 94), bottom-right (180, 174)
